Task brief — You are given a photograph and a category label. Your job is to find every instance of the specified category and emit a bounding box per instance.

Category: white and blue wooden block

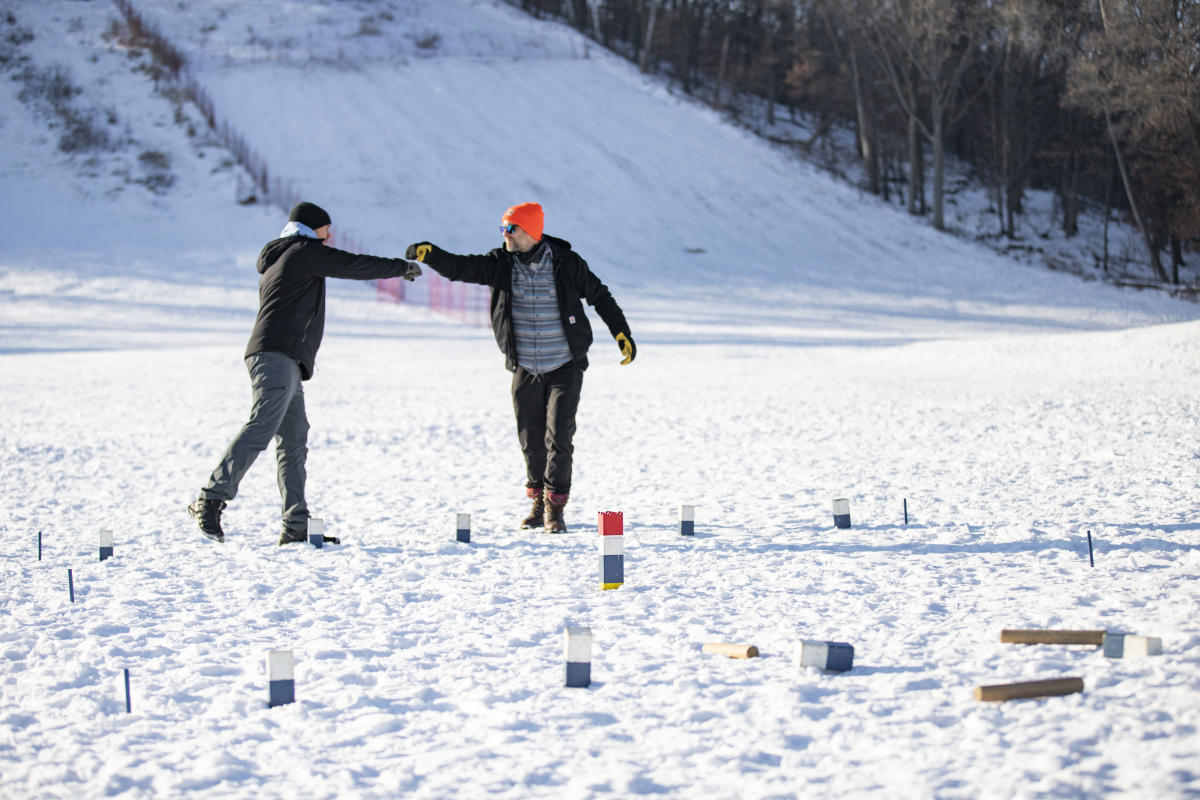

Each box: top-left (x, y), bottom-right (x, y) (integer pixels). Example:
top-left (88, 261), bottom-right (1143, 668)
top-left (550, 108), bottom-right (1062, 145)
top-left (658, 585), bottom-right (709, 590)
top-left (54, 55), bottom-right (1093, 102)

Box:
top-left (795, 639), bottom-right (854, 672)
top-left (1102, 633), bottom-right (1162, 659)
top-left (832, 498), bottom-right (851, 529)
top-left (267, 649), bottom-right (295, 707)
top-left (99, 530), bottom-right (113, 562)
top-left (680, 505), bottom-right (695, 536)
top-left (307, 518), bottom-right (324, 549)
top-left (456, 513), bottom-right (471, 544)
top-left (599, 512), bottom-right (624, 590)
top-left (564, 626), bottom-right (592, 688)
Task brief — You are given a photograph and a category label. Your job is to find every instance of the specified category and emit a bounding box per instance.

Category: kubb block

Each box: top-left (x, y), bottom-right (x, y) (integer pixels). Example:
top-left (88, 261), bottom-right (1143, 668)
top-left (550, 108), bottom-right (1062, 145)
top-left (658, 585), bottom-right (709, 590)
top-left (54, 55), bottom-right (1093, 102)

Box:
top-left (599, 512), bottom-right (624, 590)
top-left (564, 626), bottom-right (592, 688)
top-left (267, 649), bottom-right (295, 708)
top-left (831, 498), bottom-right (851, 529)
top-left (456, 513), bottom-right (471, 544)
top-left (703, 642), bottom-right (759, 659)
top-left (1000, 629), bottom-right (1105, 646)
top-left (975, 677), bottom-right (1083, 702)
top-left (99, 530), bottom-right (114, 562)
top-left (1102, 633), bottom-right (1162, 659)
top-left (795, 640), bottom-right (854, 672)
top-left (680, 504), bottom-right (695, 537)
top-left (307, 518), bottom-right (324, 549)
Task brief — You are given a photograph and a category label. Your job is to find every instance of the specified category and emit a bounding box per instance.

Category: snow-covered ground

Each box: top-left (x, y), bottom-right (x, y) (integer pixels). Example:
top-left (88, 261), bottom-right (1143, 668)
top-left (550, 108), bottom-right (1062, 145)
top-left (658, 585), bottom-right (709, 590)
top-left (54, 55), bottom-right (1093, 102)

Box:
top-left (2, 2), bottom-right (1199, 798)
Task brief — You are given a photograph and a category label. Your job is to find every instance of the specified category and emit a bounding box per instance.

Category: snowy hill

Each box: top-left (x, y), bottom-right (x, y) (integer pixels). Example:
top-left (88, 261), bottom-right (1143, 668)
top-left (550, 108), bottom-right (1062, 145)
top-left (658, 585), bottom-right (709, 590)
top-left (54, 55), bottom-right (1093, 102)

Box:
top-left (2, 2), bottom-right (1199, 799)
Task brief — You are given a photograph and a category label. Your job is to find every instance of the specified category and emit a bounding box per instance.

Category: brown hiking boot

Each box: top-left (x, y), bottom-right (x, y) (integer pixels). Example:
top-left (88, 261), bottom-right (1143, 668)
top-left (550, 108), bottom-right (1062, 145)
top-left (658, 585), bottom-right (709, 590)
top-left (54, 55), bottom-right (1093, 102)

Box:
top-left (544, 490), bottom-right (568, 533)
top-left (520, 487), bottom-right (545, 529)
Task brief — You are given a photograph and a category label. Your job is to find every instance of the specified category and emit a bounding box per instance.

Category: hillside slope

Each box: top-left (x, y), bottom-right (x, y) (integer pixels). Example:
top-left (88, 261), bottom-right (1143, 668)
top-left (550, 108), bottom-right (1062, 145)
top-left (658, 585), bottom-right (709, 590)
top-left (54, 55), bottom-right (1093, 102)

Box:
top-left (100, 0), bottom-right (1200, 345)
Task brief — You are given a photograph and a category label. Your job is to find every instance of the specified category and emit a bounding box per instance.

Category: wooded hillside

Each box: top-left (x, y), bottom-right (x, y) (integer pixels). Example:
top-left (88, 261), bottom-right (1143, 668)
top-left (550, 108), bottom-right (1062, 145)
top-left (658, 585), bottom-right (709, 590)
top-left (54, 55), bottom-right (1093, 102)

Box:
top-left (512, 0), bottom-right (1200, 283)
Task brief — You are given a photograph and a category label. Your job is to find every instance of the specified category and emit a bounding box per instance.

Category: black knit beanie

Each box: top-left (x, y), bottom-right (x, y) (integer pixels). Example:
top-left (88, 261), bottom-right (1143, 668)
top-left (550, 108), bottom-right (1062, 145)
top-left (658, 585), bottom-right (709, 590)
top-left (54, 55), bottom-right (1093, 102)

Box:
top-left (289, 201), bottom-right (331, 230)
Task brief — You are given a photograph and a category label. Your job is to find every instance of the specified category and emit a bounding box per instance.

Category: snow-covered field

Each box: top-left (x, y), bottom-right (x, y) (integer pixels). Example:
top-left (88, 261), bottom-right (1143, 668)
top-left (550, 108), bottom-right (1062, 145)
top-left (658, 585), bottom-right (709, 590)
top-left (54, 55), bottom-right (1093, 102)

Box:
top-left (2, 2), bottom-right (1199, 798)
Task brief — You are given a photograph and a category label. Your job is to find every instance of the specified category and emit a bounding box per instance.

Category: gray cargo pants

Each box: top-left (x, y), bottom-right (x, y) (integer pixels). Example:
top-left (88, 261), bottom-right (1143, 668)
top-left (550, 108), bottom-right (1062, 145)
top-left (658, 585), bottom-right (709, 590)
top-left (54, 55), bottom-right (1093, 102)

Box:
top-left (200, 351), bottom-right (309, 532)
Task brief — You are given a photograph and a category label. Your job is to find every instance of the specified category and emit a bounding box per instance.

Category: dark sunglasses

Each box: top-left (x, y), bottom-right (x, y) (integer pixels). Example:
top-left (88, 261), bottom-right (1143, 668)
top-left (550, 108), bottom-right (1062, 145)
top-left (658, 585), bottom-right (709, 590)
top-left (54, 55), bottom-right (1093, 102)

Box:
top-left (500, 224), bottom-right (519, 235)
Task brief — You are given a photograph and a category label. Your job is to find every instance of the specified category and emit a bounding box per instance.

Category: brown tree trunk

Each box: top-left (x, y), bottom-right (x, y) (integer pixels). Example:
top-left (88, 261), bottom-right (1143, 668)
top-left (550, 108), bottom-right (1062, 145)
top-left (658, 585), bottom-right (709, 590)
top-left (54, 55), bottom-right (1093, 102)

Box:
top-left (588, 0), bottom-right (602, 42)
top-left (848, 43), bottom-right (880, 195)
top-left (1061, 153), bottom-right (1080, 238)
top-left (1001, 37), bottom-right (1015, 238)
top-left (1094, 0), bottom-right (1168, 281)
top-left (762, 21), bottom-right (776, 128)
top-left (716, 31), bottom-right (730, 107)
top-left (1102, 169), bottom-right (1112, 274)
top-left (639, 2), bottom-right (658, 73)
top-left (1103, 102), bottom-right (1167, 281)
top-left (931, 111), bottom-right (946, 230)
top-left (908, 115), bottom-right (925, 216)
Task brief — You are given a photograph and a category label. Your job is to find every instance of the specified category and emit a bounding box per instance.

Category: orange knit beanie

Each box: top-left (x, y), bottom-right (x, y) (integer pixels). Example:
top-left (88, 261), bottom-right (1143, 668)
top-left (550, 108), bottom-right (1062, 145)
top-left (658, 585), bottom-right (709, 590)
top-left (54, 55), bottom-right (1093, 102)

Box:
top-left (502, 202), bottom-right (544, 241)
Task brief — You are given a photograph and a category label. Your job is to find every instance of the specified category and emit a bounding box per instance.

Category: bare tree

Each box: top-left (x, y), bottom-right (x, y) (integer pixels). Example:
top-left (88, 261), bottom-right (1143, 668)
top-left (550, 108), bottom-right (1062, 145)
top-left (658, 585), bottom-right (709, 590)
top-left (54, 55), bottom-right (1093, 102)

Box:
top-left (816, 0), bottom-right (884, 194)
top-left (1067, 0), bottom-right (1200, 281)
top-left (501, 0), bottom-right (1199, 279)
top-left (639, 0), bottom-right (660, 72)
top-left (861, 0), bottom-right (998, 230)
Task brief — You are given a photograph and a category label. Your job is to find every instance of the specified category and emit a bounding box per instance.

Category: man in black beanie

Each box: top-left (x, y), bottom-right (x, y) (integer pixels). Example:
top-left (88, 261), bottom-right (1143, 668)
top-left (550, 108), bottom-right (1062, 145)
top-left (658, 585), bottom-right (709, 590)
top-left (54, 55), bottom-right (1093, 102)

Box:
top-left (188, 202), bottom-right (422, 545)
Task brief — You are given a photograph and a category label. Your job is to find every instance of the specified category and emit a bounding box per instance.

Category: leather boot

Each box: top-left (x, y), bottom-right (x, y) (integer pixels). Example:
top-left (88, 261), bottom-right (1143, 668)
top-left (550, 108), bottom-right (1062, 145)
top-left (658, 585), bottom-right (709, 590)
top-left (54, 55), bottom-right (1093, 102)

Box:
top-left (520, 487), bottom-right (545, 529)
top-left (544, 490), bottom-right (568, 533)
top-left (187, 497), bottom-right (226, 543)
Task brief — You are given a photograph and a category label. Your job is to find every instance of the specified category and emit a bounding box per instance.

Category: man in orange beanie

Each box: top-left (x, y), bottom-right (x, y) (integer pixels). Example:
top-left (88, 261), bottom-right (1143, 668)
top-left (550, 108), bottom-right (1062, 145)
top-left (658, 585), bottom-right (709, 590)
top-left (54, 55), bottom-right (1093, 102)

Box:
top-left (406, 203), bottom-right (635, 533)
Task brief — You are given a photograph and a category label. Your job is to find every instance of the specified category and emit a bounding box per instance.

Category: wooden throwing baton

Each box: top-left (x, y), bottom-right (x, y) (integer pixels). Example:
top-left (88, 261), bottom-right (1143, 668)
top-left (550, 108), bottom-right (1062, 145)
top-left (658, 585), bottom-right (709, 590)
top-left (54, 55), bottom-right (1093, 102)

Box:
top-left (702, 643), bottom-right (759, 659)
top-left (975, 677), bottom-right (1084, 702)
top-left (1000, 629), bottom-right (1104, 646)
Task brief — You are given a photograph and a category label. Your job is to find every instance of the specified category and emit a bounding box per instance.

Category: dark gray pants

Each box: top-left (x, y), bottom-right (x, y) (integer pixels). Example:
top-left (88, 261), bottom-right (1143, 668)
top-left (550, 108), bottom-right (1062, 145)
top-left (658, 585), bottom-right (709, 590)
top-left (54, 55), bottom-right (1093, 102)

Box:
top-left (200, 351), bottom-right (309, 531)
top-left (512, 362), bottom-right (583, 496)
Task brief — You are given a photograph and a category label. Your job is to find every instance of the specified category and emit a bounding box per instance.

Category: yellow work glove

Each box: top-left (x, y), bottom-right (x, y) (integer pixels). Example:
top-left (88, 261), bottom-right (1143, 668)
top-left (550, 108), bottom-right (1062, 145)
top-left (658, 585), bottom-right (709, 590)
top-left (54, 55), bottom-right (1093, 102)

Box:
top-left (405, 242), bottom-right (436, 262)
top-left (615, 331), bottom-right (636, 365)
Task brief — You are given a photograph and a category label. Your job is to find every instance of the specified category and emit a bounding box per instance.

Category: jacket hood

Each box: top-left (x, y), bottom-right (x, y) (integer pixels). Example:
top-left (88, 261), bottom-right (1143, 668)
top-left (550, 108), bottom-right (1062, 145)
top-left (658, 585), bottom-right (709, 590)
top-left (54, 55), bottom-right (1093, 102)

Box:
top-left (542, 233), bottom-right (572, 253)
top-left (257, 236), bottom-right (307, 274)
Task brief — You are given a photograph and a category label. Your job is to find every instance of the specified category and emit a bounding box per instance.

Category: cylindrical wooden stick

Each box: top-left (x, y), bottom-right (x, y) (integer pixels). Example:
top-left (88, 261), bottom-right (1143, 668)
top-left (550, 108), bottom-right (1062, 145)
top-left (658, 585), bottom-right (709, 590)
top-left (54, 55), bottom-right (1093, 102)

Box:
top-left (1000, 629), bottom-right (1104, 646)
top-left (702, 642), bottom-right (759, 659)
top-left (975, 677), bottom-right (1084, 702)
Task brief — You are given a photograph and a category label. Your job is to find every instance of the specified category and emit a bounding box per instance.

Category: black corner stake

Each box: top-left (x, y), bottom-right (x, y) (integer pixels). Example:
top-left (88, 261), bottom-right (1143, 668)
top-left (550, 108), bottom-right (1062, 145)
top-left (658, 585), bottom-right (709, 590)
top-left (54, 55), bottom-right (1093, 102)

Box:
top-left (903, 498), bottom-right (908, 525)
top-left (38, 531), bottom-right (42, 561)
top-left (68, 569), bottom-right (75, 603)
top-left (124, 668), bottom-right (132, 713)
top-left (1086, 530), bottom-right (1095, 567)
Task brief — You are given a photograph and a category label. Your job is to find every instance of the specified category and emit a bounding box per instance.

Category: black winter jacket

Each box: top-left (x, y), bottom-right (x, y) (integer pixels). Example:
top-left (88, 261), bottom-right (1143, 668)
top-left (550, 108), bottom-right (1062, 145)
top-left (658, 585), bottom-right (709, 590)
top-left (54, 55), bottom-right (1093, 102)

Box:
top-left (423, 235), bottom-right (630, 372)
top-left (244, 235), bottom-right (414, 380)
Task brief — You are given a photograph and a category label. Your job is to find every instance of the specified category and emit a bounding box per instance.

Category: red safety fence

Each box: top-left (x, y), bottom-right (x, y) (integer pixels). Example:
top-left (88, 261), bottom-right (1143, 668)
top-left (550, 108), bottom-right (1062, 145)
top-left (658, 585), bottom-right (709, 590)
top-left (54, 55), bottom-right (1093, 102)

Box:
top-left (376, 276), bottom-right (406, 303)
top-left (375, 271), bottom-right (490, 326)
top-left (431, 273), bottom-right (491, 325)
top-left (114, 0), bottom-right (489, 327)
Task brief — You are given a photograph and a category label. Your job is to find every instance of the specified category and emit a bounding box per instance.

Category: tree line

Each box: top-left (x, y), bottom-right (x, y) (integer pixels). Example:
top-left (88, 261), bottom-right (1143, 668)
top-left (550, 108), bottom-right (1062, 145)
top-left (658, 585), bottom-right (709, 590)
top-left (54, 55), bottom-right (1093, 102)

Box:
top-left (509, 0), bottom-right (1200, 283)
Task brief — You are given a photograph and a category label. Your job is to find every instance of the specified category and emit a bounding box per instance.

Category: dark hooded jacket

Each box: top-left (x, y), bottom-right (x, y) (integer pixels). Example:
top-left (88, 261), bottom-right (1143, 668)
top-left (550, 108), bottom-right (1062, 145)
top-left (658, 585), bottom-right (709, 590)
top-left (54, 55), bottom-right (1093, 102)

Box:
top-left (244, 235), bottom-right (414, 380)
top-left (421, 234), bottom-right (630, 372)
